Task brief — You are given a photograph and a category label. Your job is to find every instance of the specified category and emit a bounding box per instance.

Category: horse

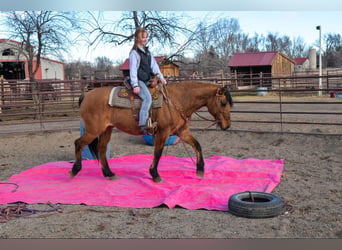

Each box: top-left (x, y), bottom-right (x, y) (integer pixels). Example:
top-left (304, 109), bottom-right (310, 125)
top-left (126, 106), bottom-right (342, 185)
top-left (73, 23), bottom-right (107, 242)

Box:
top-left (70, 81), bottom-right (233, 183)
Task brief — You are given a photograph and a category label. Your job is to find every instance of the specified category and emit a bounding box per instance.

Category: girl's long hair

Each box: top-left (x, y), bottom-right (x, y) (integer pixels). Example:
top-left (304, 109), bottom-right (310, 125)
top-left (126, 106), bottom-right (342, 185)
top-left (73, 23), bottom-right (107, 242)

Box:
top-left (132, 28), bottom-right (148, 51)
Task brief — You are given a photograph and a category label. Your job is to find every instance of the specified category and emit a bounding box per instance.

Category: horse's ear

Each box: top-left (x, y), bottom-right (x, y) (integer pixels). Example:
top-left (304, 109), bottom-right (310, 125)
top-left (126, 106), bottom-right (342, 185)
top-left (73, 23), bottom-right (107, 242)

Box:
top-left (223, 85), bottom-right (233, 107)
top-left (217, 86), bottom-right (226, 95)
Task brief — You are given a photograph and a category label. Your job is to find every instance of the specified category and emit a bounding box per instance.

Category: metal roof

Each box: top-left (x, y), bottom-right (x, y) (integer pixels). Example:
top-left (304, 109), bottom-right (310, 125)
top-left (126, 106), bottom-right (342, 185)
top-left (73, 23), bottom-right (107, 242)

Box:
top-left (293, 57), bottom-right (308, 65)
top-left (228, 51), bottom-right (279, 67)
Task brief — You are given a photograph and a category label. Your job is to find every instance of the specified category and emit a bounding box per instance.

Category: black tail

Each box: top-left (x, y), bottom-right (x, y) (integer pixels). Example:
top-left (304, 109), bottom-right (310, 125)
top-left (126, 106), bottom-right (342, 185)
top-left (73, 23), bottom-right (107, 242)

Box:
top-left (78, 94), bottom-right (84, 107)
top-left (88, 138), bottom-right (99, 159)
top-left (79, 93), bottom-right (98, 159)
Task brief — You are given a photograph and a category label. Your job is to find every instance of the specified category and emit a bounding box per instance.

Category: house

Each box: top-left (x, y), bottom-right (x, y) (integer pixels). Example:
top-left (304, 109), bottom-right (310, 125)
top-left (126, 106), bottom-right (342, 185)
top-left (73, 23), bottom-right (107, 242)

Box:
top-left (0, 39), bottom-right (65, 81)
top-left (119, 56), bottom-right (179, 78)
top-left (294, 57), bottom-right (310, 71)
top-left (293, 49), bottom-right (317, 72)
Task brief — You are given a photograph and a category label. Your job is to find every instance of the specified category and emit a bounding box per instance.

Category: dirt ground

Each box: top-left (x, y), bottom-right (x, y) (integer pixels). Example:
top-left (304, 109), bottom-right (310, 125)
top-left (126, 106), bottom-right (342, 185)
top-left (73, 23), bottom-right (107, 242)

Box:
top-left (0, 125), bottom-right (341, 238)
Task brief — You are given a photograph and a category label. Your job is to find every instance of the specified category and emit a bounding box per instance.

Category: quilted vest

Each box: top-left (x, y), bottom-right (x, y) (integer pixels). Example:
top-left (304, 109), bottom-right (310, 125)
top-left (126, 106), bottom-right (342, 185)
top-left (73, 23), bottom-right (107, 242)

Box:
top-left (137, 47), bottom-right (152, 82)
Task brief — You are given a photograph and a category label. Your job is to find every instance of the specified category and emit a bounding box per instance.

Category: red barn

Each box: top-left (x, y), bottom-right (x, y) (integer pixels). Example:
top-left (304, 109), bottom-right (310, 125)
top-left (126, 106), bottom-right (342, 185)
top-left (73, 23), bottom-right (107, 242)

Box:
top-left (228, 51), bottom-right (295, 77)
top-left (119, 56), bottom-right (179, 78)
top-left (0, 39), bottom-right (65, 80)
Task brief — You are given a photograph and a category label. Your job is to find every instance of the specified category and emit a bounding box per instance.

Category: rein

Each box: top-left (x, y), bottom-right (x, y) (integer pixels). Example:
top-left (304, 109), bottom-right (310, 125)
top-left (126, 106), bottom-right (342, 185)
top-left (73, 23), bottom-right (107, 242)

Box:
top-left (160, 85), bottom-right (197, 166)
top-left (161, 85), bottom-right (189, 123)
top-left (193, 111), bottom-right (218, 130)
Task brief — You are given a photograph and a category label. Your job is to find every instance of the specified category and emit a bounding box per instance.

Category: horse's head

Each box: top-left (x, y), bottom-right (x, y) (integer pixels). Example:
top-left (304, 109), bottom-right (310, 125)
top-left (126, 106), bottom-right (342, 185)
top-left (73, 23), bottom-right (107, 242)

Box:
top-left (207, 85), bottom-right (233, 130)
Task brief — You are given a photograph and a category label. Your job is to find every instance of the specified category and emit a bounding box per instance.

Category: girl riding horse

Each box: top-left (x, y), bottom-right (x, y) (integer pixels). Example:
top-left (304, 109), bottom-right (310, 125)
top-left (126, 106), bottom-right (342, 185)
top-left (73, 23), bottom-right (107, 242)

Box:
top-left (70, 81), bottom-right (233, 183)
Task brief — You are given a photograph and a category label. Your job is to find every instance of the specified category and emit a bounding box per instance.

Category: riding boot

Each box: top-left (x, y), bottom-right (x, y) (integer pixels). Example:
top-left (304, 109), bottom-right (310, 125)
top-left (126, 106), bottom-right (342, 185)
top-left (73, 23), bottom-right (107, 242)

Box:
top-left (139, 125), bottom-right (149, 135)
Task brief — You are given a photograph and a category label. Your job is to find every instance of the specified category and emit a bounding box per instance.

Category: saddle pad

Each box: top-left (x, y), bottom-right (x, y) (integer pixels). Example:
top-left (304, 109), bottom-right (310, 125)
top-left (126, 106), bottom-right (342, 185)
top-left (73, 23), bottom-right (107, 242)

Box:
top-left (117, 88), bottom-right (160, 100)
top-left (108, 86), bottom-right (163, 109)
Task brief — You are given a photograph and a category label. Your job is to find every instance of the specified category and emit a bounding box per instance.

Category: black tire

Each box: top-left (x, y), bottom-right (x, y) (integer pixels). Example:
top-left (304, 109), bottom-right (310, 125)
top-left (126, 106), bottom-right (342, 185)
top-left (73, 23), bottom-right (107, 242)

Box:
top-left (228, 191), bottom-right (283, 218)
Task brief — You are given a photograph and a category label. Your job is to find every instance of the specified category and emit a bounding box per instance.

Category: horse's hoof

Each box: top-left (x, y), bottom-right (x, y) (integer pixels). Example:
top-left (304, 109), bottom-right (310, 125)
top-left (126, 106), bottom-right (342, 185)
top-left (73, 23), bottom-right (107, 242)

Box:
top-left (153, 176), bottom-right (163, 183)
top-left (196, 170), bottom-right (204, 179)
top-left (108, 175), bottom-right (119, 181)
top-left (69, 171), bottom-right (75, 179)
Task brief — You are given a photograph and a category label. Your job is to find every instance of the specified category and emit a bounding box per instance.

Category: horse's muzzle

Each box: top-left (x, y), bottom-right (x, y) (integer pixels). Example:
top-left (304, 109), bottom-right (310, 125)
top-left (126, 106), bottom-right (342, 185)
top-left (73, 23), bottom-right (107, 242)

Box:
top-left (221, 124), bottom-right (230, 130)
top-left (218, 120), bottom-right (231, 130)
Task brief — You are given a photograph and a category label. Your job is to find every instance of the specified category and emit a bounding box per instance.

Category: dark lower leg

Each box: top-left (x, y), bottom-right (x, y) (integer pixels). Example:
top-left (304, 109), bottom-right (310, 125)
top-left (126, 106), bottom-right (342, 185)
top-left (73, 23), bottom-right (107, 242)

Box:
top-left (70, 138), bottom-right (83, 178)
top-left (178, 131), bottom-right (205, 178)
top-left (101, 160), bottom-right (117, 180)
top-left (194, 140), bottom-right (204, 178)
top-left (99, 127), bottom-right (116, 179)
top-left (150, 148), bottom-right (163, 182)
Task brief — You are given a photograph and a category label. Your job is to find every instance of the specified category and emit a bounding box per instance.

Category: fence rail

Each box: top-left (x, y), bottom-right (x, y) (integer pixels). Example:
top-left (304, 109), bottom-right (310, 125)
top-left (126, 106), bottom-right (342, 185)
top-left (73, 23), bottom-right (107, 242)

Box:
top-left (1, 74), bottom-right (342, 135)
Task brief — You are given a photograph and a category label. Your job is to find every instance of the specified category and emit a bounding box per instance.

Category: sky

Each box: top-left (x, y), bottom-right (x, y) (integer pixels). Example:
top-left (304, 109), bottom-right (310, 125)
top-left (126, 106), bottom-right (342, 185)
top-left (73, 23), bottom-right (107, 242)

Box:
top-left (64, 11), bottom-right (342, 63)
top-left (1, 1), bottom-right (342, 64)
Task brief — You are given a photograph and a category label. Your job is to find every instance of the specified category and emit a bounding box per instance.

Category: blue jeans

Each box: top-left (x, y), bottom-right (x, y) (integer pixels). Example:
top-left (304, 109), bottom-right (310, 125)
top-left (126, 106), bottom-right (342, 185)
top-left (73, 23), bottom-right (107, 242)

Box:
top-left (137, 80), bottom-right (152, 126)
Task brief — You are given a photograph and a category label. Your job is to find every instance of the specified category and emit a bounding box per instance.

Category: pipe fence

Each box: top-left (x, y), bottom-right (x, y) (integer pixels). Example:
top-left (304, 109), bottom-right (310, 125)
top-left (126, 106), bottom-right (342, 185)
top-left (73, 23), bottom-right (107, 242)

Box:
top-left (0, 74), bottom-right (341, 135)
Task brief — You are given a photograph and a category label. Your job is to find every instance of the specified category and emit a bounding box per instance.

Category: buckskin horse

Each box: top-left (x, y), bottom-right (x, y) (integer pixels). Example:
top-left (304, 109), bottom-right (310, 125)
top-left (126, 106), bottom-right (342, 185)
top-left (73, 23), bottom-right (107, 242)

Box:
top-left (70, 81), bottom-right (233, 182)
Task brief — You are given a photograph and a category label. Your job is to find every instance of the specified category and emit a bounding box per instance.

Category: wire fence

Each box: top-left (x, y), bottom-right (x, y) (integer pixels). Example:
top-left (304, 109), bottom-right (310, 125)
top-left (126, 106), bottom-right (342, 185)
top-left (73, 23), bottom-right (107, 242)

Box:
top-left (0, 74), bottom-right (341, 135)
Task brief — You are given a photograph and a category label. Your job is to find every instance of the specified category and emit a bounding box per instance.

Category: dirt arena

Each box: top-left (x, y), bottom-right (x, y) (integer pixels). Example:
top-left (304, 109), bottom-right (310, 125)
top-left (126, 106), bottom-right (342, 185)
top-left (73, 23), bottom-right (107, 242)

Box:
top-left (0, 124), bottom-right (341, 238)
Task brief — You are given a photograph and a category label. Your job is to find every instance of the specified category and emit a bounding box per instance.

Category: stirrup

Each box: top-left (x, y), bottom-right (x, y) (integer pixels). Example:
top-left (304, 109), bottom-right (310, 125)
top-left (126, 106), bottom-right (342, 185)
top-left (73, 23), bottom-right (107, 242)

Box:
top-left (143, 118), bottom-right (157, 135)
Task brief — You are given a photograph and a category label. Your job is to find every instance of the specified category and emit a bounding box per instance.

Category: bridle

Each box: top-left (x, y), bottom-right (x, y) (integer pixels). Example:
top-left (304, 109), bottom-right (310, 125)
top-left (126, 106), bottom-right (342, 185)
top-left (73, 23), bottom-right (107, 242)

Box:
top-left (161, 85), bottom-right (230, 131)
top-left (192, 87), bottom-right (230, 130)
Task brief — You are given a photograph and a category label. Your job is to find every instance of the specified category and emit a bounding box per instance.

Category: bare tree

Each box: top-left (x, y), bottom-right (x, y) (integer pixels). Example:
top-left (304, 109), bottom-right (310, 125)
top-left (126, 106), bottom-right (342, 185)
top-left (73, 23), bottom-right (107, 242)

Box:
top-left (265, 32), bottom-right (281, 51)
top-left (5, 11), bottom-right (79, 81)
top-left (324, 33), bottom-right (342, 67)
top-left (94, 56), bottom-right (116, 79)
top-left (290, 36), bottom-right (307, 58)
top-left (81, 11), bottom-right (193, 61)
top-left (210, 18), bottom-right (242, 59)
top-left (5, 11), bottom-right (79, 118)
top-left (65, 60), bottom-right (94, 80)
top-left (64, 57), bottom-right (120, 81)
top-left (195, 46), bottom-right (220, 76)
top-left (192, 21), bottom-right (212, 54)
top-left (191, 17), bottom-right (246, 75)
top-left (264, 32), bottom-right (308, 59)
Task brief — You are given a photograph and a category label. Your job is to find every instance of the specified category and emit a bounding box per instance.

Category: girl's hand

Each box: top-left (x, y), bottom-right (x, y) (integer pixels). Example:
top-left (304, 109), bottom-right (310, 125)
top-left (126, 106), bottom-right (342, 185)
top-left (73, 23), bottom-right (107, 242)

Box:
top-left (161, 78), bottom-right (167, 85)
top-left (133, 86), bottom-right (140, 94)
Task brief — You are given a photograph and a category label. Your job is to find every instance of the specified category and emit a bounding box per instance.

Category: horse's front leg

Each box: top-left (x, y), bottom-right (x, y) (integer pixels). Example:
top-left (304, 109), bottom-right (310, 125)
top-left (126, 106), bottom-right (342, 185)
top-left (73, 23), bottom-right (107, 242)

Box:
top-left (177, 129), bottom-right (204, 178)
top-left (150, 133), bottom-right (168, 183)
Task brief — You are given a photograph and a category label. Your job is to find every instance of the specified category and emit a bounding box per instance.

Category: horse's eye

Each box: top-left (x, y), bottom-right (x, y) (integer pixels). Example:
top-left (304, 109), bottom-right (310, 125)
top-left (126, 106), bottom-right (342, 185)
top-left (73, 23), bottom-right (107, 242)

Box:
top-left (221, 100), bottom-right (227, 107)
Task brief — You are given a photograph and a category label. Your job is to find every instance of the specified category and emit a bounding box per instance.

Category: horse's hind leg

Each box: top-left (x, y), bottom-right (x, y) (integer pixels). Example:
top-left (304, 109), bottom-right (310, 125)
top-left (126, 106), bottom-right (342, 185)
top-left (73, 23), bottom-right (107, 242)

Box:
top-left (98, 126), bottom-right (117, 180)
top-left (177, 129), bottom-right (204, 178)
top-left (70, 133), bottom-right (96, 178)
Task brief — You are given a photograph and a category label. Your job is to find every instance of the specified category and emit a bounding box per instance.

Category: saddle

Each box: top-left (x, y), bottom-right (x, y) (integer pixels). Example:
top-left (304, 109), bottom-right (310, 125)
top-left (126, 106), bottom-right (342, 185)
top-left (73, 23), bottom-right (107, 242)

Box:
top-left (108, 84), bottom-right (163, 109)
top-left (108, 78), bottom-right (164, 134)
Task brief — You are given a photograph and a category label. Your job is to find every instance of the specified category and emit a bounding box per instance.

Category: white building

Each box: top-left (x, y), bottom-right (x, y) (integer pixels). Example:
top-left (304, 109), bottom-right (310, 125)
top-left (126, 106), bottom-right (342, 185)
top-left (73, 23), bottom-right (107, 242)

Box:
top-left (0, 39), bottom-right (65, 80)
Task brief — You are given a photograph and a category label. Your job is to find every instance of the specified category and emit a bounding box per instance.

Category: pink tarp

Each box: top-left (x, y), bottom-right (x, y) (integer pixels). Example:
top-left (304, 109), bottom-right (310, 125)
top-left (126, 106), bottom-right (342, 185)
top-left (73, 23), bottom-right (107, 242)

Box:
top-left (0, 155), bottom-right (284, 211)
